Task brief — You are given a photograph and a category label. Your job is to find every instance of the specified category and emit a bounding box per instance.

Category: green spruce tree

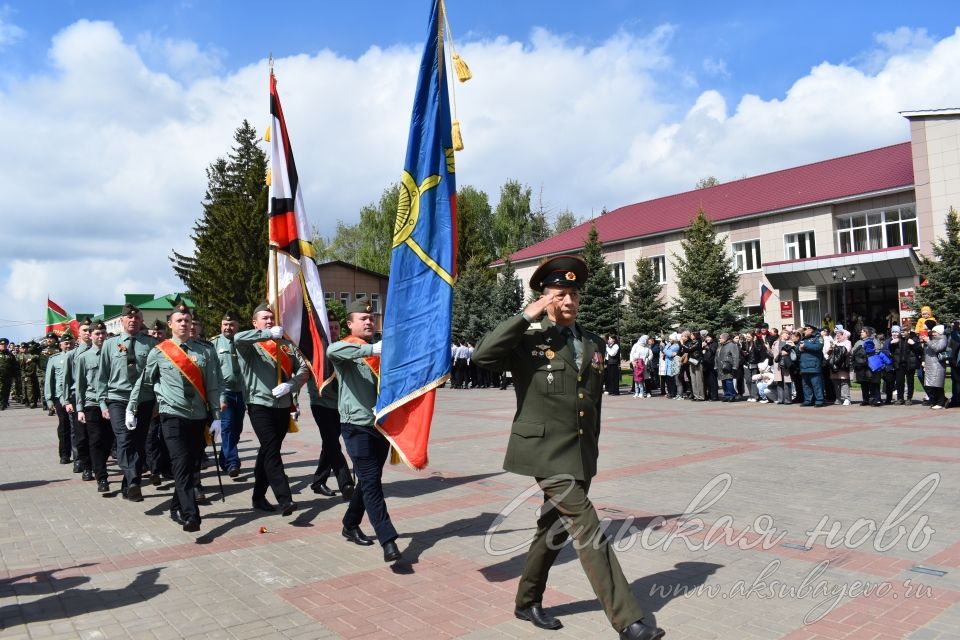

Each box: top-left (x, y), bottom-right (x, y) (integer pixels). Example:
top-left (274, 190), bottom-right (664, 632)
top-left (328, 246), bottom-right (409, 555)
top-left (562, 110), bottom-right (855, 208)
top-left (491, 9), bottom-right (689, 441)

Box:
top-left (171, 120), bottom-right (269, 332)
top-left (621, 255), bottom-right (672, 342)
top-left (492, 257), bottom-right (524, 323)
top-left (915, 207), bottom-right (960, 319)
top-left (452, 256), bottom-right (497, 342)
top-left (578, 224), bottom-right (620, 336)
top-left (672, 208), bottom-right (746, 333)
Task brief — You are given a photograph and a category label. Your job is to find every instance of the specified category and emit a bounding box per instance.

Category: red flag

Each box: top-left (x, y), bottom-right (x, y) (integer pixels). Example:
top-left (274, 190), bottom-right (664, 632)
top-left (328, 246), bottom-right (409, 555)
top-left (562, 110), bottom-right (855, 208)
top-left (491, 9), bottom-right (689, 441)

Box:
top-left (45, 298), bottom-right (79, 336)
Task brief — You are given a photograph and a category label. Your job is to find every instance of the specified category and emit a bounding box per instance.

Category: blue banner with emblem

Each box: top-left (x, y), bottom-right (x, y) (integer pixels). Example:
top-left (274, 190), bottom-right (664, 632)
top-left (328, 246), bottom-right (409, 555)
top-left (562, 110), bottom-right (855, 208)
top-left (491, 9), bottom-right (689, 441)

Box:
top-left (374, 0), bottom-right (458, 470)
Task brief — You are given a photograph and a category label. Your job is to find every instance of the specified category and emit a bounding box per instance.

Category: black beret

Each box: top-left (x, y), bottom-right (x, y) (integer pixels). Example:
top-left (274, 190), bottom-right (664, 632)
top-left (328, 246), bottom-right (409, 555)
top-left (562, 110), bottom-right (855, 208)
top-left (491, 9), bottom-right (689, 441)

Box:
top-left (45, 332), bottom-right (58, 340)
top-left (529, 255), bottom-right (588, 292)
top-left (347, 299), bottom-right (373, 315)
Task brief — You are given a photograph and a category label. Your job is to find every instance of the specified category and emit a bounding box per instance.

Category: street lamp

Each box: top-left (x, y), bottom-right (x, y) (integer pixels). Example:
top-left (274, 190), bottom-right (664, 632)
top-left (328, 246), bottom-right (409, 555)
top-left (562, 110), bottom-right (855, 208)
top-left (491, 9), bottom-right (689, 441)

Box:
top-left (831, 265), bottom-right (858, 327)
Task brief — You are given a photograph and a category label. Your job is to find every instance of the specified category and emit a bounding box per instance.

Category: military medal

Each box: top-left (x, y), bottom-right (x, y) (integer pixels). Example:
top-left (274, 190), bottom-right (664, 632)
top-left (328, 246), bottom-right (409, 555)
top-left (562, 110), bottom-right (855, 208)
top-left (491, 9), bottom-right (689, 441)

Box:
top-left (547, 372), bottom-right (554, 384)
top-left (544, 349), bottom-right (555, 360)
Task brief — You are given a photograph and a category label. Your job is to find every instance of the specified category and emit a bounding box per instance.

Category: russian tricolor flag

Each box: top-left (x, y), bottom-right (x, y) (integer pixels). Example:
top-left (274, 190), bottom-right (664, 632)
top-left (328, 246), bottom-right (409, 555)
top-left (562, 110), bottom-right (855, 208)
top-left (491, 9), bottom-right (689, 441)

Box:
top-left (759, 283), bottom-right (773, 312)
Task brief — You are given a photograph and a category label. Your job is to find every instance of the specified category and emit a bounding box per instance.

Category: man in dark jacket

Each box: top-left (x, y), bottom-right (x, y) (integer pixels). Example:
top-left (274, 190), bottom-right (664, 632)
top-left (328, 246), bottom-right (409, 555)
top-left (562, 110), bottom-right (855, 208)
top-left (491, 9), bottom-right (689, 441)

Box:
top-left (797, 324), bottom-right (825, 407)
top-left (473, 255), bottom-right (664, 640)
top-left (884, 326), bottom-right (922, 405)
top-left (716, 333), bottom-right (740, 401)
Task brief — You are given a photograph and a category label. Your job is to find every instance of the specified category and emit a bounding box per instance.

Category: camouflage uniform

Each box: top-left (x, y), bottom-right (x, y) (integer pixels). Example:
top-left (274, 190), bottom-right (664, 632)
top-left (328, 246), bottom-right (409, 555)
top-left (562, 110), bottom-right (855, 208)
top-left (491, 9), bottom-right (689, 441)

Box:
top-left (20, 346), bottom-right (41, 408)
top-left (38, 341), bottom-right (58, 413)
top-left (0, 339), bottom-right (18, 409)
top-left (12, 346), bottom-right (23, 403)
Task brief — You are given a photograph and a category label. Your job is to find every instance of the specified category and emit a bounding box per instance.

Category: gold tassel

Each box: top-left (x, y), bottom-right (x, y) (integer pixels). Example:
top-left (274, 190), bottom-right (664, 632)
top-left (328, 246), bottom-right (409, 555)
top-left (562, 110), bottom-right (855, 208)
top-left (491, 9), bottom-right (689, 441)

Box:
top-left (266, 168), bottom-right (272, 186)
top-left (287, 416), bottom-right (299, 433)
top-left (389, 446), bottom-right (401, 465)
top-left (264, 125), bottom-right (271, 142)
top-left (204, 427), bottom-right (213, 446)
top-left (452, 53), bottom-right (472, 82)
top-left (452, 120), bottom-right (464, 151)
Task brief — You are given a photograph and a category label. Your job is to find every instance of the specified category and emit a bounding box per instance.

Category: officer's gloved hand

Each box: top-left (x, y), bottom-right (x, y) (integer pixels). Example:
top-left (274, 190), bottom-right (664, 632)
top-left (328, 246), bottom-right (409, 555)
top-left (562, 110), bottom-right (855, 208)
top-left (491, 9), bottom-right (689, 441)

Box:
top-left (124, 410), bottom-right (136, 431)
top-left (271, 382), bottom-right (293, 398)
top-left (209, 419), bottom-right (222, 440)
top-left (371, 340), bottom-right (382, 355)
top-left (269, 326), bottom-right (284, 339)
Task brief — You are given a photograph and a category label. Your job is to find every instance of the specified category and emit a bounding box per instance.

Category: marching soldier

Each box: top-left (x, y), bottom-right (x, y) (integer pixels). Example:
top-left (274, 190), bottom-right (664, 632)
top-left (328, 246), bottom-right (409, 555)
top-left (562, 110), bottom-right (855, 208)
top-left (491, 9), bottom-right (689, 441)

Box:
top-left (211, 310), bottom-right (245, 477)
top-left (59, 319), bottom-right (93, 474)
top-left (473, 255), bottom-right (665, 640)
top-left (328, 299), bottom-right (401, 563)
top-left (77, 322), bottom-right (114, 493)
top-left (20, 342), bottom-right (41, 409)
top-left (38, 333), bottom-right (58, 414)
top-left (97, 304), bottom-right (158, 501)
top-left (12, 342), bottom-right (24, 404)
top-left (130, 302), bottom-right (224, 532)
top-left (44, 333), bottom-right (74, 464)
top-left (0, 338), bottom-right (17, 410)
top-left (234, 302), bottom-right (308, 516)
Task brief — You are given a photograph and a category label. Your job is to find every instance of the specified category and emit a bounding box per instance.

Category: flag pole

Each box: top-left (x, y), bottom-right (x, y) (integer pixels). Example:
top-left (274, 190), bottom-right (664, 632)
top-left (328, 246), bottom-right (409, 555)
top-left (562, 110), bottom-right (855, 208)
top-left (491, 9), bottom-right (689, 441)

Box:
top-left (271, 244), bottom-right (281, 386)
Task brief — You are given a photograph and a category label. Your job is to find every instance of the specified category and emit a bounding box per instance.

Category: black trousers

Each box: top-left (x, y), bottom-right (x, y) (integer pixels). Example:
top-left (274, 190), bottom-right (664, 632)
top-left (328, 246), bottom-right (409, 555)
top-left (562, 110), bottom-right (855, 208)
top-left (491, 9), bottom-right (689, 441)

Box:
top-left (604, 364), bottom-right (620, 394)
top-left (704, 367), bottom-right (719, 400)
top-left (107, 400), bottom-right (155, 487)
top-left (341, 423), bottom-right (397, 545)
top-left (146, 414), bottom-right (171, 477)
top-left (894, 368), bottom-right (916, 400)
top-left (54, 401), bottom-right (71, 460)
top-left (161, 415), bottom-right (206, 522)
top-left (248, 404), bottom-right (292, 504)
top-left (860, 381), bottom-right (881, 404)
top-left (309, 404), bottom-right (351, 489)
top-left (83, 407), bottom-right (113, 482)
top-left (71, 408), bottom-right (90, 469)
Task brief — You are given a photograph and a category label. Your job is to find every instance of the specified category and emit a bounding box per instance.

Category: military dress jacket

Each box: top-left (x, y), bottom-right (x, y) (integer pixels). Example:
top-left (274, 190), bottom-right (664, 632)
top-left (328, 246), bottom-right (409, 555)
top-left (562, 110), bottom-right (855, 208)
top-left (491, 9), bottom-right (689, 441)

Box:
top-left (472, 314), bottom-right (604, 482)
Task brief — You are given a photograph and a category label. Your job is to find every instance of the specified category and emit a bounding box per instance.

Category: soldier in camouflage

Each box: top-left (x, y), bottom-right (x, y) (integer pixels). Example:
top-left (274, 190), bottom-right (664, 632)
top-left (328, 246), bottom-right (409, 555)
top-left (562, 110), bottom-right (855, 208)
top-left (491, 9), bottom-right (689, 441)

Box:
top-left (20, 342), bottom-right (41, 409)
top-left (0, 338), bottom-right (18, 410)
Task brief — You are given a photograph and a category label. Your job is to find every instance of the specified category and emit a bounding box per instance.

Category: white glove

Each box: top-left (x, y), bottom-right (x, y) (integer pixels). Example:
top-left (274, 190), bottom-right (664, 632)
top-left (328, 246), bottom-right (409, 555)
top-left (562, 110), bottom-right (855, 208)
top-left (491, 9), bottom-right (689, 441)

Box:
top-left (271, 382), bottom-right (293, 398)
top-left (371, 340), bottom-right (382, 355)
top-left (209, 419), bottom-right (222, 440)
top-left (269, 325), bottom-right (284, 339)
top-left (125, 410), bottom-right (137, 431)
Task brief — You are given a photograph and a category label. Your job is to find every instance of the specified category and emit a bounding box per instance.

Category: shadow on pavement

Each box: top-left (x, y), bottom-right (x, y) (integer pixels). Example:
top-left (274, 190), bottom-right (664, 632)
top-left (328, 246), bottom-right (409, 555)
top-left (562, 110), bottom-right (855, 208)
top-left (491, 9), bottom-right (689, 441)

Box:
top-left (0, 479), bottom-right (69, 491)
top-left (0, 567), bottom-right (168, 627)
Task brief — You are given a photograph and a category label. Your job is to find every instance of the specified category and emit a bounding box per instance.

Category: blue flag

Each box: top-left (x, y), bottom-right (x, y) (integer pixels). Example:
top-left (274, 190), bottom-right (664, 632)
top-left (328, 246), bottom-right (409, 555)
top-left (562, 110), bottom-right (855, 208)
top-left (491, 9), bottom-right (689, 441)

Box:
top-left (374, 0), bottom-right (458, 470)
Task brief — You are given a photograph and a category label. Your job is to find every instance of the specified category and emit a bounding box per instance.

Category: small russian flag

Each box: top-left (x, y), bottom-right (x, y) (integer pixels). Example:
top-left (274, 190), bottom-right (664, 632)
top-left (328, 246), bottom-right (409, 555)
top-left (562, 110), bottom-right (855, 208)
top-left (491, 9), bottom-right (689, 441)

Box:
top-left (760, 283), bottom-right (773, 311)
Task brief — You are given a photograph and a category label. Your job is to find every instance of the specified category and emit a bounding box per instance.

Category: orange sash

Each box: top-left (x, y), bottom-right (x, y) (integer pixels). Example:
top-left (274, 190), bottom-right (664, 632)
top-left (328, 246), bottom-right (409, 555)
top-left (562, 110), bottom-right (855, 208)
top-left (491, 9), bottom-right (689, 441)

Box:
top-left (156, 340), bottom-right (207, 404)
top-left (343, 335), bottom-right (379, 381)
top-left (258, 340), bottom-right (293, 379)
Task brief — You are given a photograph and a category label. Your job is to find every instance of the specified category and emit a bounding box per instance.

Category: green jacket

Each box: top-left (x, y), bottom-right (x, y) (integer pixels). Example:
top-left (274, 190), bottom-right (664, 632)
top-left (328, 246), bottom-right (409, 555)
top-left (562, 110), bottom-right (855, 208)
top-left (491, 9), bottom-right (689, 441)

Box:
top-left (75, 346), bottom-right (103, 409)
top-left (97, 333), bottom-right (158, 411)
top-left (211, 334), bottom-right (243, 394)
top-left (233, 329), bottom-right (308, 408)
top-left (327, 340), bottom-right (378, 426)
top-left (57, 343), bottom-right (90, 405)
top-left (44, 352), bottom-right (66, 408)
top-left (472, 314), bottom-right (604, 481)
top-left (129, 338), bottom-right (224, 420)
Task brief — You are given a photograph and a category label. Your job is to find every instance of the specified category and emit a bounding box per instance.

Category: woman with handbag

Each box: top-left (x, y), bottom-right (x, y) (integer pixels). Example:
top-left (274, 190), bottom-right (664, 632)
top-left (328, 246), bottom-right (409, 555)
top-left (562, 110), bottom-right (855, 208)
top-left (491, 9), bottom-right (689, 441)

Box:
top-left (922, 324), bottom-right (949, 409)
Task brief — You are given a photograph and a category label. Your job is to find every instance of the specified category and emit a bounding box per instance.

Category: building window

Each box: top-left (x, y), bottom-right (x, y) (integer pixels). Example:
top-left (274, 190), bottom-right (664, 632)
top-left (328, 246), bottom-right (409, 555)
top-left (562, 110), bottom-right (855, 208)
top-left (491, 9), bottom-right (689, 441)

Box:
top-left (836, 206), bottom-right (917, 253)
top-left (355, 292), bottom-right (367, 302)
top-left (324, 291), bottom-right (335, 305)
top-left (611, 262), bottom-right (626, 289)
top-left (650, 255), bottom-right (667, 284)
top-left (732, 240), bottom-right (762, 273)
top-left (370, 293), bottom-right (381, 313)
top-left (340, 292), bottom-right (351, 306)
top-left (784, 231), bottom-right (816, 260)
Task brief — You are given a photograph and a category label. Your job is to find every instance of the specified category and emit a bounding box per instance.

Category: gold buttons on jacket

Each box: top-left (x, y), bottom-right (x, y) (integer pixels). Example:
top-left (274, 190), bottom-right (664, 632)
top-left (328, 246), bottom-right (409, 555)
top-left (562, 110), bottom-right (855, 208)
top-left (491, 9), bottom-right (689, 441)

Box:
top-left (578, 393), bottom-right (584, 399)
top-left (579, 410), bottom-right (584, 417)
top-left (579, 428), bottom-right (583, 435)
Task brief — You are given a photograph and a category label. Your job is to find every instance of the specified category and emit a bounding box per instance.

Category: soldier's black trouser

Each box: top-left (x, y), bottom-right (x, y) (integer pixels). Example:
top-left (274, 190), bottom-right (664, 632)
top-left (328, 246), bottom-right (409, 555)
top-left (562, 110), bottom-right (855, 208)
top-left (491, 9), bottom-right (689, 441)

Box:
top-left (0, 373), bottom-right (12, 407)
top-left (341, 422), bottom-right (397, 545)
top-left (248, 404), bottom-right (292, 505)
top-left (517, 475), bottom-right (645, 630)
top-left (83, 407), bottom-right (113, 482)
top-left (146, 413), bottom-right (171, 477)
top-left (310, 404), bottom-right (351, 489)
top-left (54, 401), bottom-right (71, 460)
top-left (70, 408), bottom-right (90, 469)
top-left (161, 415), bottom-right (206, 523)
top-left (107, 400), bottom-right (155, 488)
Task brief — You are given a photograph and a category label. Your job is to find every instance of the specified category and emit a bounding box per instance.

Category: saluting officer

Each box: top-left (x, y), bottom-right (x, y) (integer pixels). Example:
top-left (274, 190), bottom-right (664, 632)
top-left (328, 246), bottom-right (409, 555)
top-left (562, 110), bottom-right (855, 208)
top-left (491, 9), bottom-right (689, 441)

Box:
top-left (97, 304), bottom-right (158, 501)
top-left (77, 322), bottom-right (114, 493)
top-left (234, 302), bottom-right (308, 516)
top-left (130, 302), bottom-right (224, 532)
top-left (472, 255), bottom-right (664, 640)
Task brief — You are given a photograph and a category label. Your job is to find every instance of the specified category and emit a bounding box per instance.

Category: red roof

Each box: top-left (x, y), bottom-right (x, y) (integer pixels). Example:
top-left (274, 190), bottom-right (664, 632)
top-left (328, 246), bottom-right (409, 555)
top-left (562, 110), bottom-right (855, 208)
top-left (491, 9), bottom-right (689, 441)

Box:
top-left (506, 142), bottom-right (914, 264)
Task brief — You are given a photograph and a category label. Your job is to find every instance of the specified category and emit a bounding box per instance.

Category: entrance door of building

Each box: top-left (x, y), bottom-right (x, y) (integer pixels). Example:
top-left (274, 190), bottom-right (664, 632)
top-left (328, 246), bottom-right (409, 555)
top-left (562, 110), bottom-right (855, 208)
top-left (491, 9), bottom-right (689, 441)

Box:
top-left (833, 281), bottom-right (899, 334)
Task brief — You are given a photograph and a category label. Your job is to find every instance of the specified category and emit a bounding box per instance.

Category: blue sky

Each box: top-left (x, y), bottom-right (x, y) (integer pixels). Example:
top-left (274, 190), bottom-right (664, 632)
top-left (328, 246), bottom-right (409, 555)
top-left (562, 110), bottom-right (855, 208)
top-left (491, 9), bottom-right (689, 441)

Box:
top-left (1, 1), bottom-right (959, 340)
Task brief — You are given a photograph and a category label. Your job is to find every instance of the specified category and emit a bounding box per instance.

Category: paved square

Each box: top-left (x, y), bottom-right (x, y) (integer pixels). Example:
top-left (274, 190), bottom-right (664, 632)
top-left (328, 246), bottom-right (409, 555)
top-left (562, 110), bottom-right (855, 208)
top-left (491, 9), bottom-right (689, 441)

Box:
top-left (2, 390), bottom-right (960, 639)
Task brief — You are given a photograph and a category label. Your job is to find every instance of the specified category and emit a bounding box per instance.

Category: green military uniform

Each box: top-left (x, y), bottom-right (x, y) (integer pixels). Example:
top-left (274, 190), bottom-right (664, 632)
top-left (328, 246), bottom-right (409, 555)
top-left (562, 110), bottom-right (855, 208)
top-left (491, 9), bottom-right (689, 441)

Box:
top-left (20, 345), bottom-right (41, 408)
top-left (38, 333), bottom-right (59, 411)
top-left (12, 345), bottom-right (23, 403)
top-left (233, 328), bottom-right (308, 409)
top-left (45, 336), bottom-right (74, 463)
top-left (76, 328), bottom-right (113, 489)
top-left (472, 255), bottom-right (653, 637)
top-left (0, 338), bottom-right (18, 409)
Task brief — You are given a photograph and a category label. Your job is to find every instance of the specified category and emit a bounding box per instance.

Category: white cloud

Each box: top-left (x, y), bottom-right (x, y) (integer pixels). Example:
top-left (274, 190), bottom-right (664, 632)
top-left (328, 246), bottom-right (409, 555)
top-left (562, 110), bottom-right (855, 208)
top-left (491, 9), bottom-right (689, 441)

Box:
top-left (702, 57), bottom-right (729, 78)
top-left (854, 27), bottom-right (937, 74)
top-left (1, 20), bottom-right (959, 341)
top-left (0, 5), bottom-right (24, 49)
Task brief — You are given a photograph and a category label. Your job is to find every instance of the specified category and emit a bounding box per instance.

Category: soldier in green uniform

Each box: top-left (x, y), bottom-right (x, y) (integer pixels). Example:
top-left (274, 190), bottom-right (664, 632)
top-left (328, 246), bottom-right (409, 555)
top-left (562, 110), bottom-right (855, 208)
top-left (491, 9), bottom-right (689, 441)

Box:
top-left (38, 332), bottom-right (59, 414)
top-left (129, 302), bottom-right (224, 532)
top-left (45, 333), bottom-right (74, 464)
top-left (234, 302), bottom-right (308, 516)
top-left (12, 343), bottom-right (24, 404)
top-left (0, 338), bottom-right (18, 410)
top-left (77, 322), bottom-right (114, 493)
top-left (60, 319), bottom-right (93, 474)
top-left (97, 304), bottom-right (158, 501)
top-left (473, 255), bottom-right (665, 640)
top-left (20, 342), bottom-right (41, 408)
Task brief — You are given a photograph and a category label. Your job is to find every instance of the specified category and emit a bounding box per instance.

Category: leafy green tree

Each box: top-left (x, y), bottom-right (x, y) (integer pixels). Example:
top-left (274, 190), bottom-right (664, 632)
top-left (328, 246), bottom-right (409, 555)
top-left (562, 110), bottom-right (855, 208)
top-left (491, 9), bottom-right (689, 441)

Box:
top-left (553, 210), bottom-right (579, 234)
top-left (456, 185), bottom-right (494, 274)
top-left (312, 184), bottom-right (397, 274)
top-left (578, 224), bottom-right (620, 336)
top-left (452, 256), bottom-right (497, 342)
top-left (492, 179), bottom-right (534, 257)
top-left (671, 208), bottom-right (746, 333)
top-left (171, 120), bottom-right (268, 332)
top-left (915, 207), bottom-right (960, 319)
top-left (621, 255), bottom-right (672, 342)
top-left (695, 176), bottom-right (720, 189)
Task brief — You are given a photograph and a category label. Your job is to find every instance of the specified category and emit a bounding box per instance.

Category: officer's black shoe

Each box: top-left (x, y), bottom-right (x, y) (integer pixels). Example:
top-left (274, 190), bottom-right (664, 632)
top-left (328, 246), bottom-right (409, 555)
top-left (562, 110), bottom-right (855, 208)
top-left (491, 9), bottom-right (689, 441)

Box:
top-left (81, 469), bottom-right (94, 481)
top-left (311, 481), bottom-right (336, 497)
top-left (126, 484), bottom-right (143, 502)
top-left (341, 526), bottom-right (375, 546)
top-left (195, 488), bottom-right (209, 504)
top-left (97, 480), bottom-right (110, 493)
top-left (620, 619), bottom-right (665, 640)
top-left (340, 483), bottom-right (355, 502)
top-left (182, 518), bottom-right (200, 533)
top-left (382, 540), bottom-right (402, 563)
top-left (227, 466), bottom-right (240, 478)
top-left (150, 474), bottom-right (162, 486)
top-left (514, 604), bottom-right (562, 630)
top-left (59, 456), bottom-right (71, 464)
top-left (280, 501), bottom-right (297, 516)
top-left (170, 509), bottom-right (185, 525)
top-left (72, 460), bottom-right (82, 473)
top-left (252, 497), bottom-right (276, 512)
